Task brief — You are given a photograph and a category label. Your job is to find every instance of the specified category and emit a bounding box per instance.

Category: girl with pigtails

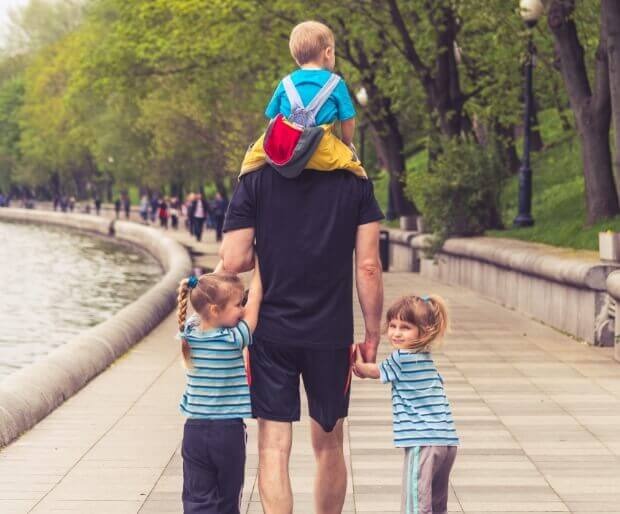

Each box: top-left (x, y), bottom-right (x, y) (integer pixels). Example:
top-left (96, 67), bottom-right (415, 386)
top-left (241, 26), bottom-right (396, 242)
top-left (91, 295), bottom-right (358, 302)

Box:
top-left (354, 295), bottom-right (459, 514)
top-left (176, 260), bottom-right (262, 514)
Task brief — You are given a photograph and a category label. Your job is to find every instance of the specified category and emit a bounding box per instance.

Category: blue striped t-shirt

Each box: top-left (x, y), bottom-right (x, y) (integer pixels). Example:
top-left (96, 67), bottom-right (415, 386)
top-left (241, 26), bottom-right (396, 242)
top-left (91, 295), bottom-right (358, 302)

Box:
top-left (178, 314), bottom-right (252, 420)
top-left (380, 350), bottom-right (459, 448)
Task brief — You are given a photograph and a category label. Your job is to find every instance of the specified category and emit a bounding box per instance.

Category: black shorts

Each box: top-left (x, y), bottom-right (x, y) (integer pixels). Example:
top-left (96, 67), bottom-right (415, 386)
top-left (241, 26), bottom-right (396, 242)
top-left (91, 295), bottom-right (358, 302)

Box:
top-left (249, 339), bottom-right (353, 432)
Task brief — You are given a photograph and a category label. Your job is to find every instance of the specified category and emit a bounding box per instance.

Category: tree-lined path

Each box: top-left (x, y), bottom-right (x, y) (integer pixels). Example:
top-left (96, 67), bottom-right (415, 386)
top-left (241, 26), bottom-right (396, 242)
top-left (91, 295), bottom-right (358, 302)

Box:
top-left (1, 224), bottom-right (620, 513)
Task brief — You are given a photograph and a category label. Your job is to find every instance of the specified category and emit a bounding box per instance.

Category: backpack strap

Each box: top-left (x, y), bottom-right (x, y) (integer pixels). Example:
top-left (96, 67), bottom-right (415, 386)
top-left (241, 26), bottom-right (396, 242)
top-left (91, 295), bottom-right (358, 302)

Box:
top-left (282, 75), bottom-right (304, 112)
top-left (305, 74), bottom-right (341, 119)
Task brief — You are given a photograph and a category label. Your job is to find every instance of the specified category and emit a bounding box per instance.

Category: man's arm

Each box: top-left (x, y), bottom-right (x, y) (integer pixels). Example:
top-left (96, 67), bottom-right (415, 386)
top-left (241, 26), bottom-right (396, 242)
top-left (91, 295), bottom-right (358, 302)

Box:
top-left (355, 221), bottom-right (383, 363)
top-left (219, 228), bottom-right (255, 273)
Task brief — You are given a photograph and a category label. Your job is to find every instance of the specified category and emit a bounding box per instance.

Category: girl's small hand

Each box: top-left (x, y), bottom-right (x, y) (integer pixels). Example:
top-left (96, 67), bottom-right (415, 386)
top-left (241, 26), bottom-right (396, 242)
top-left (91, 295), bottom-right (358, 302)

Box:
top-left (353, 345), bottom-right (381, 379)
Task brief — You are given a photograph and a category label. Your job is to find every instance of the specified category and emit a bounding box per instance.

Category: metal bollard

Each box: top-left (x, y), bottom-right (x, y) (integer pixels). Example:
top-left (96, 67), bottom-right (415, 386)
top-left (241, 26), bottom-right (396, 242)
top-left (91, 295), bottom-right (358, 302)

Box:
top-left (379, 230), bottom-right (390, 272)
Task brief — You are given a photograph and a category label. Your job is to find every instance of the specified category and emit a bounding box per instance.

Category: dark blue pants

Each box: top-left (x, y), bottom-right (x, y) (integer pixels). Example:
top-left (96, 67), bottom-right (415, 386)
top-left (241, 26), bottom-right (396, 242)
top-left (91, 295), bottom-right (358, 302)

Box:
top-left (182, 418), bottom-right (246, 514)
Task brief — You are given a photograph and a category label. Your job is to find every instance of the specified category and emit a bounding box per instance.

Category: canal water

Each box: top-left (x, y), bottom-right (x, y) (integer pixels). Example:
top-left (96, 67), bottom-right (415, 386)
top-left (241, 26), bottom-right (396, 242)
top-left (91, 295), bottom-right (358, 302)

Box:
top-left (0, 220), bottom-right (163, 380)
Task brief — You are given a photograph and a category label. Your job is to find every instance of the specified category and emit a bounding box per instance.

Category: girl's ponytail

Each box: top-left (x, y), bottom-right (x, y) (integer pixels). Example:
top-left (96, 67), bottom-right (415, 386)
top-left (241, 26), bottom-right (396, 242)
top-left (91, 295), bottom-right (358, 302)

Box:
top-left (427, 295), bottom-right (449, 342)
top-left (177, 278), bottom-right (193, 368)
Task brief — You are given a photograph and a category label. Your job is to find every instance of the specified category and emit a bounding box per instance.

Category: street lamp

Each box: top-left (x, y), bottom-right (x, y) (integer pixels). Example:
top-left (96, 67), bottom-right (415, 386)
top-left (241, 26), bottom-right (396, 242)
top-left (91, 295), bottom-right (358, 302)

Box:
top-left (355, 87), bottom-right (368, 164)
top-left (514, 0), bottom-right (543, 228)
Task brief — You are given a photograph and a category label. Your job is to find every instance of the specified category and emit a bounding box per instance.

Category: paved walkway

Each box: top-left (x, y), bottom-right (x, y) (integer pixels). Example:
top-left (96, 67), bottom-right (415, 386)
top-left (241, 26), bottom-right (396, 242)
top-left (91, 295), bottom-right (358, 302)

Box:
top-left (2, 219), bottom-right (620, 513)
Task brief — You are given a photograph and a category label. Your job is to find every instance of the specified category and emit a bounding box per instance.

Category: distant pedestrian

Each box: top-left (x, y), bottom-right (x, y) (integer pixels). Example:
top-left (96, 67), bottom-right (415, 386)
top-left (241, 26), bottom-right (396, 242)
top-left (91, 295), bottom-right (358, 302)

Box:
top-left (122, 194), bottom-right (131, 219)
top-left (191, 192), bottom-right (209, 242)
top-left (150, 196), bottom-right (159, 223)
top-left (354, 295), bottom-right (459, 514)
top-left (176, 265), bottom-right (262, 514)
top-left (158, 197), bottom-right (169, 229)
top-left (185, 193), bottom-right (195, 235)
top-left (94, 196), bottom-right (102, 216)
top-left (114, 198), bottom-right (122, 219)
top-left (211, 192), bottom-right (229, 242)
top-left (170, 197), bottom-right (180, 230)
top-left (69, 196), bottom-right (76, 212)
top-left (139, 195), bottom-right (149, 224)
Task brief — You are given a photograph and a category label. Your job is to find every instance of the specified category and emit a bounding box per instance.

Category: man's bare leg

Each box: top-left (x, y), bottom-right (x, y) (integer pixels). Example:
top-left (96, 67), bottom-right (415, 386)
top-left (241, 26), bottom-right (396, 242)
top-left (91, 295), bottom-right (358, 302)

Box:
top-left (257, 419), bottom-right (293, 514)
top-left (311, 418), bottom-right (347, 514)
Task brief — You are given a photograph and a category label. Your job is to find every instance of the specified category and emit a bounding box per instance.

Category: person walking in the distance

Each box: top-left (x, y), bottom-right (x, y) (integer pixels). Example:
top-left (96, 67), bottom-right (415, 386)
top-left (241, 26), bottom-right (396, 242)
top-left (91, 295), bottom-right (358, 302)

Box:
top-left (211, 192), bottom-right (229, 242)
top-left (122, 193), bottom-right (131, 219)
top-left (191, 192), bottom-right (210, 242)
top-left (220, 23), bottom-right (384, 514)
top-left (139, 195), bottom-right (149, 224)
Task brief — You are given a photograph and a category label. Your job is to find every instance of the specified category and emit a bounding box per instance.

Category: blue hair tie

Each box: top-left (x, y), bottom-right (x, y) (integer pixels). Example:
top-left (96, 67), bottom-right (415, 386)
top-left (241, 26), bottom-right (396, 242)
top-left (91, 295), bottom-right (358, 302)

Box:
top-left (187, 275), bottom-right (199, 289)
top-left (420, 295), bottom-right (430, 303)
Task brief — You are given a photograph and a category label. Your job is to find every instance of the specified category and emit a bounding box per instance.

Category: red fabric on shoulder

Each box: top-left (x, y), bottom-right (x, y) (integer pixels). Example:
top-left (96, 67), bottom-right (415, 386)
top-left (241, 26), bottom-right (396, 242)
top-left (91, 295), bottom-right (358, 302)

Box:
top-left (263, 114), bottom-right (303, 165)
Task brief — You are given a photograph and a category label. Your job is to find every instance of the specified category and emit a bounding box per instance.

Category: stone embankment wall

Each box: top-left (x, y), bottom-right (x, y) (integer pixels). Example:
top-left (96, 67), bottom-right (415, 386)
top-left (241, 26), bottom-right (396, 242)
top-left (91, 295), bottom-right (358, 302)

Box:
top-left (0, 208), bottom-right (192, 446)
top-left (386, 229), bottom-right (620, 359)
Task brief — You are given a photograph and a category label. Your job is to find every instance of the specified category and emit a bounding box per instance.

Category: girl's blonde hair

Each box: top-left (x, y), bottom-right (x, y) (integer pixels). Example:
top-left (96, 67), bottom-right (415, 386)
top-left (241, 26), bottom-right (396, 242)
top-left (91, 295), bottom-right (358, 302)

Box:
top-left (385, 295), bottom-right (449, 352)
top-left (177, 272), bottom-right (244, 367)
top-left (289, 21), bottom-right (335, 65)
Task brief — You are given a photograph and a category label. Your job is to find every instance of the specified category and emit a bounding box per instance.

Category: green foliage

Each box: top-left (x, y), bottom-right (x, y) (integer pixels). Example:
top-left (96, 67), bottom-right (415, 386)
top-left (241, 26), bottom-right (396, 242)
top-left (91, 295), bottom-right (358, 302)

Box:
top-left (488, 109), bottom-right (610, 250)
top-left (0, 77), bottom-right (24, 191)
top-left (407, 135), bottom-right (506, 251)
top-left (0, 0), bottom-right (599, 226)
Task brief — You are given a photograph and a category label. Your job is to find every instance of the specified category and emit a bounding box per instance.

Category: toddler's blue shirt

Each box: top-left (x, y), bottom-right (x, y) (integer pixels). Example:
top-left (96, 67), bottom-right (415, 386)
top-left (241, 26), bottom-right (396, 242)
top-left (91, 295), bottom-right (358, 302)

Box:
top-left (265, 69), bottom-right (356, 125)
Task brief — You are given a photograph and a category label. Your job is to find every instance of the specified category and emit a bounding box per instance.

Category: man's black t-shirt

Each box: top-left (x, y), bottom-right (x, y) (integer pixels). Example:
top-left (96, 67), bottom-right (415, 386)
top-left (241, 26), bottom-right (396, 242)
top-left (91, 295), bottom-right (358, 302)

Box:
top-left (223, 168), bottom-right (384, 348)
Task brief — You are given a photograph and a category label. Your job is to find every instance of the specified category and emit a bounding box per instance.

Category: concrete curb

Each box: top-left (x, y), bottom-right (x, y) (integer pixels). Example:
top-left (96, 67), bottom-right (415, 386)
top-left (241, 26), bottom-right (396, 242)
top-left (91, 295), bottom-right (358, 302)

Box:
top-left (404, 232), bottom-right (615, 290)
top-left (386, 229), bottom-right (620, 346)
top-left (0, 208), bottom-right (192, 447)
top-left (439, 237), bottom-right (614, 291)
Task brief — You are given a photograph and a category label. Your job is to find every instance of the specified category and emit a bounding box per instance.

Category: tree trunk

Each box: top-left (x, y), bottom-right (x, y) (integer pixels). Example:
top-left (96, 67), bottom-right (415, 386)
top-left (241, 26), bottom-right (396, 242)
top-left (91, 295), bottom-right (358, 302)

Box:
top-left (604, 0), bottom-right (620, 189)
top-left (581, 115), bottom-right (617, 224)
top-left (386, 0), bottom-right (469, 139)
top-left (548, 0), bottom-right (619, 223)
top-left (369, 106), bottom-right (418, 219)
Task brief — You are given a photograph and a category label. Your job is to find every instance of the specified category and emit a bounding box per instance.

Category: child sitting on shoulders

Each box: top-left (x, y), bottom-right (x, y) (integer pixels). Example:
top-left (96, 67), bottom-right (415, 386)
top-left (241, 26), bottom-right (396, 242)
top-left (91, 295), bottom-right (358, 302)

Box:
top-left (354, 295), bottom-right (459, 514)
top-left (240, 20), bottom-right (366, 179)
top-left (176, 262), bottom-right (262, 514)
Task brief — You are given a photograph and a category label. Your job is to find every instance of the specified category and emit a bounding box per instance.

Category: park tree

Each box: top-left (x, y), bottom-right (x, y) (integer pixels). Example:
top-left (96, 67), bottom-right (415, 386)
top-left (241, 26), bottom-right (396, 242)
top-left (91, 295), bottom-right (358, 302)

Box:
top-left (604, 0), bottom-right (620, 205)
top-left (547, 0), bottom-right (619, 223)
top-left (63, 0), bottom-right (281, 195)
top-left (17, 30), bottom-right (98, 197)
top-left (0, 78), bottom-right (24, 193)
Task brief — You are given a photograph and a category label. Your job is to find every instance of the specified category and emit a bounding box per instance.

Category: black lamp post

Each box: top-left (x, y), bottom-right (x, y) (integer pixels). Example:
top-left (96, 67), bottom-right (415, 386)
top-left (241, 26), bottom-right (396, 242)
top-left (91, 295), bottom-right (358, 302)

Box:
top-left (355, 87), bottom-right (369, 167)
top-left (514, 0), bottom-right (543, 228)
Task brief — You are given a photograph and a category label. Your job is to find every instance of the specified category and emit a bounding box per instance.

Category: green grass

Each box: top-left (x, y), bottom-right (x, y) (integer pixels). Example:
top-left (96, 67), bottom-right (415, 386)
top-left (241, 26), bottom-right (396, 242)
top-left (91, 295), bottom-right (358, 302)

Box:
top-left (111, 185), bottom-right (141, 205)
top-left (487, 109), bottom-right (619, 251)
top-left (372, 169), bottom-right (399, 228)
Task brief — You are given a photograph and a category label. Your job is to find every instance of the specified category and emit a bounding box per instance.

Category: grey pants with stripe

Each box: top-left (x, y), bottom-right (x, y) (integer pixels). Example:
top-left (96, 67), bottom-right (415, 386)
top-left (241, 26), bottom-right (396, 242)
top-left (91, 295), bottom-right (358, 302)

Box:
top-left (401, 446), bottom-right (457, 514)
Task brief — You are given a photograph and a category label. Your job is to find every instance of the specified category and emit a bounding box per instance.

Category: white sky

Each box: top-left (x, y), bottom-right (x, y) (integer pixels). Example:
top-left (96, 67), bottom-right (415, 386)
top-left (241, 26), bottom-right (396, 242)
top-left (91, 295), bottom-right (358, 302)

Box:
top-left (0, 0), bottom-right (29, 45)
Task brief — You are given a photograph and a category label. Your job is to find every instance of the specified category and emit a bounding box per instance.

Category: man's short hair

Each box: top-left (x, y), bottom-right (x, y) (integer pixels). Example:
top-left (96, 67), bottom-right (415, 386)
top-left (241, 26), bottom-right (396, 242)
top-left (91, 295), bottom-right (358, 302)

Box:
top-left (289, 21), bottom-right (335, 65)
